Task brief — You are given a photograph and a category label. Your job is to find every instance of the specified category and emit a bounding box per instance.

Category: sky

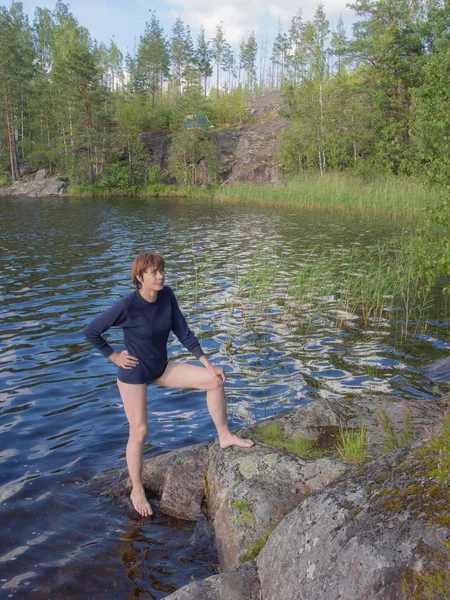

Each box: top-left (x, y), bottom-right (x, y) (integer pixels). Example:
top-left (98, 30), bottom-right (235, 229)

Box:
top-left (17, 0), bottom-right (357, 53)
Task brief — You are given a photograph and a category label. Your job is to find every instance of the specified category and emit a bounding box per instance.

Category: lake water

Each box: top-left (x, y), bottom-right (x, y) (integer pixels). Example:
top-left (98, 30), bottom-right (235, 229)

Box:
top-left (1, 196), bottom-right (449, 599)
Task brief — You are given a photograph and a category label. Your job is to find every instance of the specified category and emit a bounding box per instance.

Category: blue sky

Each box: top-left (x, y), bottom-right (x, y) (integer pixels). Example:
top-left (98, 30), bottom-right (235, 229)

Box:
top-left (17, 0), bottom-right (357, 54)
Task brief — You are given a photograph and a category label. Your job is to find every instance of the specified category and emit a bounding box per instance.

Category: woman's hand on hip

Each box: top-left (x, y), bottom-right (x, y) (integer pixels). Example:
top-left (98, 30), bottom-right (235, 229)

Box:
top-left (110, 350), bottom-right (139, 369)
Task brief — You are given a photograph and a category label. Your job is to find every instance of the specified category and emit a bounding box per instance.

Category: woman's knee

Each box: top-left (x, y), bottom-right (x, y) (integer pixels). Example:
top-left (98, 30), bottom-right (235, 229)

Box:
top-left (205, 373), bottom-right (223, 392)
top-left (129, 423), bottom-right (148, 444)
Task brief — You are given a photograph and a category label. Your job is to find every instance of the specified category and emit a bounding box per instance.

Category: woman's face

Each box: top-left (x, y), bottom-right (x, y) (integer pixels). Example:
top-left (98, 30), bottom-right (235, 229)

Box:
top-left (138, 266), bottom-right (165, 292)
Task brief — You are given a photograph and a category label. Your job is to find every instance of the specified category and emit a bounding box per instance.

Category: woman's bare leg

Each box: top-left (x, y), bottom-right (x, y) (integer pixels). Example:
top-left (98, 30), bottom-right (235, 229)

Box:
top-left (117, 380), bottom-right (153, 517)
top-left (154, 363), bottom-right (254, 449)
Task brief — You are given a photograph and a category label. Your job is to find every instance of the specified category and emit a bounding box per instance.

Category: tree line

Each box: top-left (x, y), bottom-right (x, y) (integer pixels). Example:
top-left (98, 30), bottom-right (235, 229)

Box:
top-left (0, 0), bottom-right (449, 202)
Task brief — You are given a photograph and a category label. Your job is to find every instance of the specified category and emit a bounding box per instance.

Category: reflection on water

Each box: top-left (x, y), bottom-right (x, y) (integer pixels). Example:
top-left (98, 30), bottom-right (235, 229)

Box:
top-left (0, 196), bottom-right (449, 598)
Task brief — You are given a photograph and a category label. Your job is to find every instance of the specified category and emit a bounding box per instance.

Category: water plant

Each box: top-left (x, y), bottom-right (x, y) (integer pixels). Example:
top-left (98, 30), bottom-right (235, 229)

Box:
top-left (213, 173), bottom-right (433, 219)
top-left (335, 424), bottom-right (368, 465)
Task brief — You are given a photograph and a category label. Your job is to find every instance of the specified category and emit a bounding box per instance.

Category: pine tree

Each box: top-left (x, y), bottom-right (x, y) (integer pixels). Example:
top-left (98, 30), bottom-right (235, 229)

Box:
top-left (240, 32), bottom-right (258, 91)
top-left (0, 2), bottom-right (34, 182)
top-left (136, 11), bottom-right (170, 107)
top-left (195, 26), bottom-right (213, 97)
top-left (212, 23), bottom-right (227, 95)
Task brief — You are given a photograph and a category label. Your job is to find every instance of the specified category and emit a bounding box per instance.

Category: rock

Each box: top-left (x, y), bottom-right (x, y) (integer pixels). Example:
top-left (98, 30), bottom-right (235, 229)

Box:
top-left (35, 168), bottom-right (48, 180)
top-left (166, 561), bottom-right (260, 600)
top-left (85, 442), bottom-right (209, 520)
top-left (207, 440), bottom-right (349, 569)
top-left (0, 173), bottom-right (68, 197)
top-left (257, 443), bottom-right (450, 599)
top-left (421, 357), bottom-right (450, 384)
top-left (159, 443), bottom-right (209, 520)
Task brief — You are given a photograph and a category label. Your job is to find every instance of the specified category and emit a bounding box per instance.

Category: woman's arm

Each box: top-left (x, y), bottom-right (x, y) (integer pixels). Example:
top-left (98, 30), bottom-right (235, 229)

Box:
top-left (169, 288), bottom-right (205, 360)
top-left (83, 300), bottom-right (128, 358)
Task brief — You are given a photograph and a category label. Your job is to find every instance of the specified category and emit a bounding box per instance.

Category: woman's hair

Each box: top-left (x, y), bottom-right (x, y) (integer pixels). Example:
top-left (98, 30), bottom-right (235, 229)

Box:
top-left (131, 252), bottom-right (165, 289)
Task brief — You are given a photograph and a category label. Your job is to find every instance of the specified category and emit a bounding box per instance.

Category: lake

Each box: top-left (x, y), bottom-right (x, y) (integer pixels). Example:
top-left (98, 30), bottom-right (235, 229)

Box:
top-left (1, 195), bottom-right (449, 598)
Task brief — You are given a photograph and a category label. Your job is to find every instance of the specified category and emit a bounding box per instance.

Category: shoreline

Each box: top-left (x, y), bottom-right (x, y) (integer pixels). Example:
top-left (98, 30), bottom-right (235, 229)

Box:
top-left (1, 172), bottom-right (433, 219)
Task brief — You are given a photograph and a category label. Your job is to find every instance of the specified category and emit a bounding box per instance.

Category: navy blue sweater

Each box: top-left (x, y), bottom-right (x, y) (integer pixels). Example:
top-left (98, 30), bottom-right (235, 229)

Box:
top-left (83, 286), bottom-right (204, 383)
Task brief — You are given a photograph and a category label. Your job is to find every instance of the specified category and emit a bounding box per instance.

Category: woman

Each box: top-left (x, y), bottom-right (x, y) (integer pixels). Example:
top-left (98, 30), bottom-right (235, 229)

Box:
top-left (84, 251), bottom-right (253, 517)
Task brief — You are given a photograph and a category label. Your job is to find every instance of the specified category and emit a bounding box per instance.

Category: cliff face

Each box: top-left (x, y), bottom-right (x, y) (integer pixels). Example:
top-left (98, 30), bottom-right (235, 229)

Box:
top-left (140, 91), bottom-right (289, 186)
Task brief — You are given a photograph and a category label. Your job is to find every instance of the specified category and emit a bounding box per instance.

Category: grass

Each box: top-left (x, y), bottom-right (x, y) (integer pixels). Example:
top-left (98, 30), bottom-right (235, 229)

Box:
top-left (425, 410), bottom-right (450, 484)
top-left (241, 525), bottom-right (276, 563)
top-left (227, 239), bottom-right (437, 335)
top-left (66, 183), bottom-right (212, 199)
top-left (335, 424), bottom-right (369, 465)
top-left (377, 407), bottom-right (414, 452)
top-left (0, 174), bottom-right (11, 189)
top-left (251, 422), bottom-right (325, 458)
top-left (213, 172), bottom-right (434, 218)
top-left (66, 172), bottom-right (436, 221)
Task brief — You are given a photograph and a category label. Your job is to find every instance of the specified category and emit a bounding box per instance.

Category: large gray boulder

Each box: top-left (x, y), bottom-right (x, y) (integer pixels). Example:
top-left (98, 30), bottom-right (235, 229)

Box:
top-left (256, 442), bottom-right (450, 599)
top-left (207, 441), bottom-right (348, 569)
top-left (166, 561), bottom-right (260, 600)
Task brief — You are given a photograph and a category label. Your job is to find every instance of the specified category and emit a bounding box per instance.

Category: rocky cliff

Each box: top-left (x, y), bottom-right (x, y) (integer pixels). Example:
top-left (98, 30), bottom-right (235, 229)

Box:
top-left (129, 91), bottom-right (289, 186)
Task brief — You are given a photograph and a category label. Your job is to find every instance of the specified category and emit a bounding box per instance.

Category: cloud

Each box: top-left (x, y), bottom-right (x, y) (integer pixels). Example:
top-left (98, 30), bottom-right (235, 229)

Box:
top-left (167, 0), bottom-right (354, 46)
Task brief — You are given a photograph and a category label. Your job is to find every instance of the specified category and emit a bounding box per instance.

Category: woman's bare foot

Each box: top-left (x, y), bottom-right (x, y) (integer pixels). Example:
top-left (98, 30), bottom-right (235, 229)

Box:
top-left (219, 432), bottom-right (255, 449)
top-left (130, 488), bottom-right (153, 517)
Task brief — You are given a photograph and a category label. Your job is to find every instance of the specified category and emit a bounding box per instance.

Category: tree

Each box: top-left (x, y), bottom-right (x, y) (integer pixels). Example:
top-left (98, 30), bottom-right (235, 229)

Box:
top-left (240, 32), bottom-right (258, 90)
top-left (288, 10), bottom-right (305, 87)
top-left (212, 23), bottom-right (227, 95)
top-left (0, 2), bottom-right (34, 182)
top-left (272, 20), bottom-right (289, 89)
top-left (116, 96), bottom-right (149, 185)
top-left (136, 11), bottom-right (170, 107)
top-left (170, 17), bottom-right (194, 99)
top-left (347, 0), bottom-right (426, 173)
top-left (195, 26), bottom-right (213, 97)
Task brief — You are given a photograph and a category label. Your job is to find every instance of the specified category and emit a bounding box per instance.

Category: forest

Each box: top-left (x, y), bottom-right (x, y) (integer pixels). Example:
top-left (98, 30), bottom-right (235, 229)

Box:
top-left (0, 0), bottom-right (449, 202)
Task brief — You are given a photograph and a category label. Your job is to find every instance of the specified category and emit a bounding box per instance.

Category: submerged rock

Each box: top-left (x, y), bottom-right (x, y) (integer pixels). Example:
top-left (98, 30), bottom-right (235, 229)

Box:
top-left (421, 356), bottom-right (450, 384)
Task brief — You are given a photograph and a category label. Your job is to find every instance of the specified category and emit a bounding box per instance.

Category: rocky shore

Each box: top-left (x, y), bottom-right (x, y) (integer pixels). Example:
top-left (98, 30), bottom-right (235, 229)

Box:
top-left (0, 169), bottom-right (68, 197)
top-left (87, 382), bottom-right (450, 599)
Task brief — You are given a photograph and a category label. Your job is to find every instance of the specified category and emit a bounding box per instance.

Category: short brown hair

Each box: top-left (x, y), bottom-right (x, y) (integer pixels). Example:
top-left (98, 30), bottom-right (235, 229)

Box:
top-left (131, 252), bottom-right (165, 289)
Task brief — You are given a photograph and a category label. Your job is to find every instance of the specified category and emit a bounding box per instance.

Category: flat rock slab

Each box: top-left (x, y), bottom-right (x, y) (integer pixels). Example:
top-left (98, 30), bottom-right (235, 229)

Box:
top-left (166, 561), bottom-right (260, 600)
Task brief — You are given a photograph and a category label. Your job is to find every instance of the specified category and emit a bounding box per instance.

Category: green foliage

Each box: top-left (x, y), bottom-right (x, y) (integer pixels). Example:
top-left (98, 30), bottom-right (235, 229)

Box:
top-left (168, 129), bottom-right (219, 186)
top-left (231, 499), bottom-right (255, 525)
top-left (252, 422), bottom-right (323, 457)
top-left (210, 89), bottom-right (248, 126)
top-left (335, 425), bottom-right (368, 465)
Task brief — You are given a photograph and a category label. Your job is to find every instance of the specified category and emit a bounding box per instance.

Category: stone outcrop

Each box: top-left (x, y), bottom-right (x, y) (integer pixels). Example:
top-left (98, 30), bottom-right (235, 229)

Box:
top-left (87, 390), bottom-right (449, 599)
top-left (0, 169), bottom-right (68, 197)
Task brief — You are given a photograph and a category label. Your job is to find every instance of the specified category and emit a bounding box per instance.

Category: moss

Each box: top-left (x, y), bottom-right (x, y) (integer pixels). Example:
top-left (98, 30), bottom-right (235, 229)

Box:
top-left (231, 498), bottom-right (255, 525)
top-left (251, 423), bottom-right (326, 458)
top-left (383, 496), bottom-right (405, 512)
top-left (240, 525), bottom-right (275, 563)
